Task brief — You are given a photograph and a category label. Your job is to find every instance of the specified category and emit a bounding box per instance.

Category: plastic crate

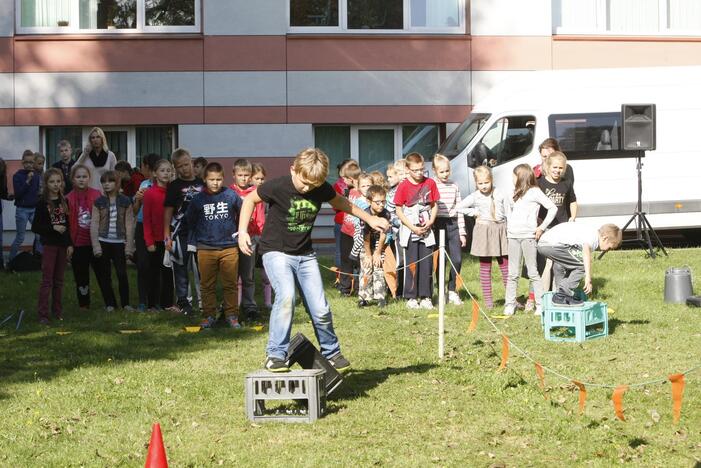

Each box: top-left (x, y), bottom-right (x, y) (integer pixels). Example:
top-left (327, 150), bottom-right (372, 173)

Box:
top-left (542, 292), bottom-right (608, 343)
top-left (245, 369), bottom-right (326, 423)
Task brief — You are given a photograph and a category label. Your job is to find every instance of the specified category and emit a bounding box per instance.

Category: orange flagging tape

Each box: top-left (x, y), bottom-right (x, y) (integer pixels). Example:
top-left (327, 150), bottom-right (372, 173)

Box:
top-left (535, 362), bottom-right (546, 393)
top-left (573, 380), bottom-right (587, 415)
top-left (432, 250), bottom-right (439, 273)
top-left (612, 385), bottom-right (628, 421)
top-left (499, 335), bottom-right (509, 370)
top-left (468, 299), bottom-right (479, 332)
top-left (408, 262), bottom-right (417, 277)
top-left (669, 374), bottom-right (685, 424)
top-left (455, 275), bottom-right (464, 290)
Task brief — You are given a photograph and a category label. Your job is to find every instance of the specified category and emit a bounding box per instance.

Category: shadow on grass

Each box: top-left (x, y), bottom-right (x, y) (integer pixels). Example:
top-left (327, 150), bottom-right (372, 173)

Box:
top-left (330, 363), bottom-right (437, 401)
top-left (0, 310), bottom-right (261, 400)
top-left (608, 318), bottom-right (651, 334)
top-left (592, 277), bottom-right (609, 299)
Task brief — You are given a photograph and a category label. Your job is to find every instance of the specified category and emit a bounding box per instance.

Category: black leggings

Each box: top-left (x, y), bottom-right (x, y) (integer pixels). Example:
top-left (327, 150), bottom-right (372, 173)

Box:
top-left (135, 223), bottom-right (150, 306)
top-left (96, 241), bottom-right (130, 308)
top-left (71, 245), bottom-right (101, 307)
top-left (147, 241), bottom-right (174, 308)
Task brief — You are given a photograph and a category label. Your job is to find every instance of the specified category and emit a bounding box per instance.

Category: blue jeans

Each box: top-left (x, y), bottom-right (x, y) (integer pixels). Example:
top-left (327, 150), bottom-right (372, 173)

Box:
top-left (263, 251), bottom-right (341, 360)
top-left (173, 247), bottom-right (201, 307)
top-left (9, 207), bottom-right (35, 261)
top-left (333, 223), bottom-right (342, 268)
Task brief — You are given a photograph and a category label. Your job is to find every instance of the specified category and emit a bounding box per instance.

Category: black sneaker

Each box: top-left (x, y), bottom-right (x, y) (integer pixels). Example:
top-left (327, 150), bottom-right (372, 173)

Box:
top-left (180, 302), bottom-right (195, 317)
top-left (329, 353), bottom-right (351, 372)
top-left (358, 299), bottom-right (369, 308)
top-left (264, 356), bottom-right (290, 373)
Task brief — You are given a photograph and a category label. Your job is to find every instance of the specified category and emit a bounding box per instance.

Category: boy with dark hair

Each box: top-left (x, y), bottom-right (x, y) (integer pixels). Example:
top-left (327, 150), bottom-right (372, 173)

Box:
top-left (9, 150), bottom-right (41, 262)
top-left (238, 148), bottom-right (390, 372)
top-left (185, 162), bottom-right (243, 329)
top-left (193, 157), bottom-right (208, 180)
top-left (164, 148), bottom-right (204, 316)
top-left (52, 140), bottom-right (75, 193)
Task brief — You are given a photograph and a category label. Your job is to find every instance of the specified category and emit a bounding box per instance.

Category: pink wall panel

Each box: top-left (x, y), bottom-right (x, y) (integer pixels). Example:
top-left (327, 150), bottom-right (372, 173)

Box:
top-left (204, 36), bottom-right (286, 71)
top-left (14, 107), bottom-right (204, 126)
top-left (287, 105), bottom-right (472, 124)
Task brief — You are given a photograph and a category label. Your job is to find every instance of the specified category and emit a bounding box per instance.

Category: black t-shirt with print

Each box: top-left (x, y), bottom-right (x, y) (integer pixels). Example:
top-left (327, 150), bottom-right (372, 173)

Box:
top-left (164, 177), bottom-right (204, 235)
top-left (258, 175), bottom-right (336, 256)
top-left (538, 177), bottom-right (576, 225)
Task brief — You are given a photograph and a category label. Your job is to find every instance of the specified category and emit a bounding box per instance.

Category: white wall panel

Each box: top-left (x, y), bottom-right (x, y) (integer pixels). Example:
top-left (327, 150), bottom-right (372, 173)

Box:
top-left (14, 72), bottom-right (204, 108)
top-left (471, 70), bottom-right (534, 106)
top-left (471, 0), bottom-right (552, 36)
top-left (204, 72), bottom-right (286, 106)
top-left (204, 0), bottom-right (287, 36)
top-left (0, 126), bottom-right (39, 159)
top-left (288, 71), bottom-right (470, 106)
top-left (0, 73), bottom-right (12, 108)
top-left (179, 124), bottom-right (312, 156)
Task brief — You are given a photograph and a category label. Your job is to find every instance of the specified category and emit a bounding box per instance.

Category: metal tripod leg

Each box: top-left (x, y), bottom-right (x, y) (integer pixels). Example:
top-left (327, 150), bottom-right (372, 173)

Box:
top-left (640, 212), bottom-right (668, 257)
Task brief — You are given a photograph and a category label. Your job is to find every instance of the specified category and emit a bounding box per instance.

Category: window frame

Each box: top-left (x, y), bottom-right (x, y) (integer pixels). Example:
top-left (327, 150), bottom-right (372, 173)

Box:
top-left (468, 115), bottom-right (536, 168)
top-left (287, 0), bottom-right (466, 35)
top-left (553, 0), bottom-right (701, 36)
top-left (16, 0), bottom-right (201, 35)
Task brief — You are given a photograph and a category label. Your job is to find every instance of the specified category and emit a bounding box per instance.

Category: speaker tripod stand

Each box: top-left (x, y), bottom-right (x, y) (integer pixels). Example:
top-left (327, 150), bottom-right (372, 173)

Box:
top-left (599, 151), bottom-right (667, 259)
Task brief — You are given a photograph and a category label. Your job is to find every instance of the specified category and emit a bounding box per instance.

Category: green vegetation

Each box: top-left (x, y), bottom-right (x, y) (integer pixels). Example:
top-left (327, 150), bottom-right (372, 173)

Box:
top-left (0, 249), bottom-right (699, 466)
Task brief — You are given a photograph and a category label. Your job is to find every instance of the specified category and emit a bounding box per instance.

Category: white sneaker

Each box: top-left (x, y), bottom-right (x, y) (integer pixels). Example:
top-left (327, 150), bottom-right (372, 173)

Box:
top-left (406, 299), bottom-right (420, 309)
top-left (419, 298), bottom-right (434, 309)
top-left (448, 291), bottom-right (463, 305)
top-left (534, 305), bottom-right (543, 316)
top-left (503, 305), bottom-right (515, 316)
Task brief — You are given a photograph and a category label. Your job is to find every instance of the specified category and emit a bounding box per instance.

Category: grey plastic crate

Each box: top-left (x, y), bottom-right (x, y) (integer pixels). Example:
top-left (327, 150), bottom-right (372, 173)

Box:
top-left (245, 369), bottom-right (326, 423)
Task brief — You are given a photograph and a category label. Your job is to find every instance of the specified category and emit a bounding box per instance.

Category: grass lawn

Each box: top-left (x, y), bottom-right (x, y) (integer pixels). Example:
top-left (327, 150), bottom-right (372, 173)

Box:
top-left (0, 248), bottom-right (700, 466)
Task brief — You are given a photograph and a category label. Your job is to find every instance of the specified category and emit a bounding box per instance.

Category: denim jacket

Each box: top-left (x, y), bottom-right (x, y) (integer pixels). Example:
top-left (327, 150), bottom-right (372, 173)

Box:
top-left (90, 194), bottom-right (135, 256)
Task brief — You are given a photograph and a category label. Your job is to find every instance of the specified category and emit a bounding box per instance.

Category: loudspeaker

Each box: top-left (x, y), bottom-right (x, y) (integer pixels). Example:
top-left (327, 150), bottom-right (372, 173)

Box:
top-left (287, 333), bottom-right (343, 395)
top-left (622, 104), bottom-right (656, 151)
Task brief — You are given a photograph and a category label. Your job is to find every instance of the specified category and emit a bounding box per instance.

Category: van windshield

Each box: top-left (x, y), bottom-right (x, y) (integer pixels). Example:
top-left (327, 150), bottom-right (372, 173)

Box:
top-left (437, 113), bottom-right (490, 159)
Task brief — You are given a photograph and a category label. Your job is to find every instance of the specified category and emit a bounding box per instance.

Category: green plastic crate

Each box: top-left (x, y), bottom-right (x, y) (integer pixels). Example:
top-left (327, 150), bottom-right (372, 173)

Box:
top-left (542, 292), bottom-right (608, 342)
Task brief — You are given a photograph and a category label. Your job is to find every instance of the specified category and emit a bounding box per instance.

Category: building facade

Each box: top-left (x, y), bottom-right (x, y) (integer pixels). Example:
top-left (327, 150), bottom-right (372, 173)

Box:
top-left (2, 0), bottom-right (701, 238)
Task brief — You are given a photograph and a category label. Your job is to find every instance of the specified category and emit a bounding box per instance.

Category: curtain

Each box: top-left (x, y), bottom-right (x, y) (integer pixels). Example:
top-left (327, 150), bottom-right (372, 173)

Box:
top-left (359, 129), bottom-right (394, 171)
top-left (608, 0), bottom-right (659, 33)
top-left (79, 0), bottom-right (99, 29)
top-left (411, 0), bottom-right (460, 28)
top-left (554, 0), bottom-right (600, 31)
top-left (668, 0), bottom-right (701, 30)
top-left (136, 127), bottom-right (173, 166)
top-left (21, 0), bottom-right (71, 27)
top-left (314, 126), bottom-right (351, 182)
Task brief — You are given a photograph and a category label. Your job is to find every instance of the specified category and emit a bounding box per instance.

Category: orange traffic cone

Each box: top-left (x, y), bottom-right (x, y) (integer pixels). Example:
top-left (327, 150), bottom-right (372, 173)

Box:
top-left (145, 423), bottom-right (168, 468)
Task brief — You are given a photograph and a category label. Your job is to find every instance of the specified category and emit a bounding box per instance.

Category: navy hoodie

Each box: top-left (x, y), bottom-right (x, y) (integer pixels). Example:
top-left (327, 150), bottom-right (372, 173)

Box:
top-left (185, 187), bottom-right (242, 249)
top-left (13, 169), bottom-right (41, 208)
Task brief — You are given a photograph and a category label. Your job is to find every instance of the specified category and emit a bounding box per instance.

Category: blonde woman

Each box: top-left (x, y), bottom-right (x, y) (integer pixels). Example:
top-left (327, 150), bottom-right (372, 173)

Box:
top-left (77, 127), bottom-right (117, 191)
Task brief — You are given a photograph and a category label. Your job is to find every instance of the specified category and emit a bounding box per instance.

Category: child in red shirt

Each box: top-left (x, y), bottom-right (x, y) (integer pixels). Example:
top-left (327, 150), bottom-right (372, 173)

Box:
top-left (142, 160), bottom-right (175, 310)
top-left (394, 152), bottom-right (439, 310)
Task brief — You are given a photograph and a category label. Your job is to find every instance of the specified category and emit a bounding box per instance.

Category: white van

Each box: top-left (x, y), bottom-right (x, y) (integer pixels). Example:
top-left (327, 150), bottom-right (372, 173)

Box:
top-left (438, 66), bottom-right (701, 232)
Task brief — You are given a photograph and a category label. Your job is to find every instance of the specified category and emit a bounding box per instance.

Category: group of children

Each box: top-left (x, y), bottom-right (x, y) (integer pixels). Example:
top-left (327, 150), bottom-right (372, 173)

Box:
top-left (332, 138), bottom-right (623, 317)
top-left (2, 142), bottom-right (274, 328)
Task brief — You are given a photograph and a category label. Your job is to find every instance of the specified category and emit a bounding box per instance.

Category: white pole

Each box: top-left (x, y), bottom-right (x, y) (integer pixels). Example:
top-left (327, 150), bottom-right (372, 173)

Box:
top-left (438, 229), bottom-right (445, 359)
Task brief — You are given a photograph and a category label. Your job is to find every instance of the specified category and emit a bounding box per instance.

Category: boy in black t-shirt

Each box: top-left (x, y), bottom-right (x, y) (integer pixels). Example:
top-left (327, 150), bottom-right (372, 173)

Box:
top-left (164, 148), bottom-right (204, 316)
top-left (238, 148), bottom-right (390, 372)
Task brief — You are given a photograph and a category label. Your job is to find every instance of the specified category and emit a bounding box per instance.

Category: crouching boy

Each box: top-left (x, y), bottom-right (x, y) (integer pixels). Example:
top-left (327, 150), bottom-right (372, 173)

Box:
top-left (537, 222), bottom-right (622, 305)
top-left (238, 148), bottom-right (390, 373)
top-left (185, 162), bottom-right (243, 329)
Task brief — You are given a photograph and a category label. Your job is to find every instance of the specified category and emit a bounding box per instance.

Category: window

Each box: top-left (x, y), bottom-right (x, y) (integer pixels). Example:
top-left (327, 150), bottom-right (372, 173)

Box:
top-left (17, 0), bottom-right (200, 34)
top-left (549, 112), bottom-right (624, 159)
top-left (289, 0), bottom-right (465, 33)
top-left (314, 124), bottom-right (440, 180)
top-left (468, 116), bottom-right (535, 168)
top-left (43, 126), bottom-right (175, 167)
top-left (553, 0), bottom-right (701, 35)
